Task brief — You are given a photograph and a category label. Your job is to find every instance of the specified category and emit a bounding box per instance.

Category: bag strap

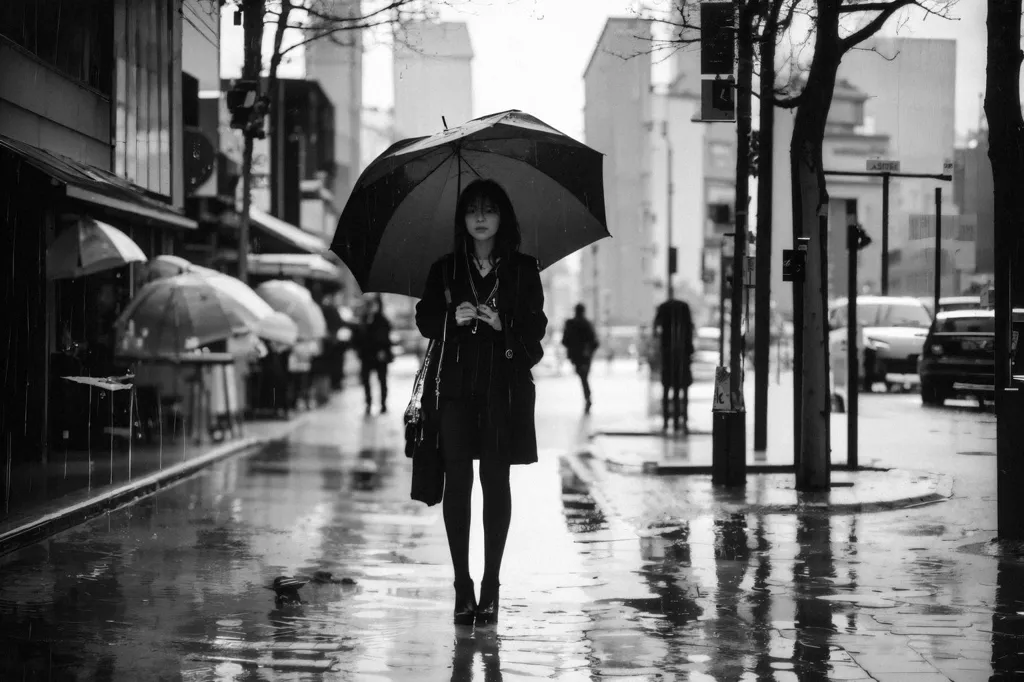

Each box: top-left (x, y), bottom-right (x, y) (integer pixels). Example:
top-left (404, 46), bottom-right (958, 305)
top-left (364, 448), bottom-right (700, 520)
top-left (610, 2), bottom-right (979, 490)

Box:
top-left (435, 259), bottom-right (451, 409)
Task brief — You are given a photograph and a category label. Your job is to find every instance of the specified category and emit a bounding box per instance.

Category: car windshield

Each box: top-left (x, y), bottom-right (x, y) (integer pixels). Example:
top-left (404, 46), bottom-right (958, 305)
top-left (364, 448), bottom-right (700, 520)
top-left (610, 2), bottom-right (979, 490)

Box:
top-left (858, 303), bottom-right (932, 328)
top-left (937, 316), bottom-right (995, 334)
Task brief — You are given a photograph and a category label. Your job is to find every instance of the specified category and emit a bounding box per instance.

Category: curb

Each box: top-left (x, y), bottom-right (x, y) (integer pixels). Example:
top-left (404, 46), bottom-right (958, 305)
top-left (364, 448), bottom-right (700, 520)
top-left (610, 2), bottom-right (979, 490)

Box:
top-left (0, 413), bottom-right (315, 557)
top-left (564, 450), bottom-right (952, 518)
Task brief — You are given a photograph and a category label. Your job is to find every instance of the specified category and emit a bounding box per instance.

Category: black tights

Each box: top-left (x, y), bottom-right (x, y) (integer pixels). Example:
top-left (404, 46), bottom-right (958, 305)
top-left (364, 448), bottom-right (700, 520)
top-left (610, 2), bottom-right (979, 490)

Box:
top-left (439, 401), bottom-right (511, 589)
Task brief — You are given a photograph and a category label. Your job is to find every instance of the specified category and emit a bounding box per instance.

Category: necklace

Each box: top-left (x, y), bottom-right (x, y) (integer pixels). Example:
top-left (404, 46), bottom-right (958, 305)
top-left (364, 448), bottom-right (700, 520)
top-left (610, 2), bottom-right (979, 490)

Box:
top-left (466, 251), bottom-right (499, 335)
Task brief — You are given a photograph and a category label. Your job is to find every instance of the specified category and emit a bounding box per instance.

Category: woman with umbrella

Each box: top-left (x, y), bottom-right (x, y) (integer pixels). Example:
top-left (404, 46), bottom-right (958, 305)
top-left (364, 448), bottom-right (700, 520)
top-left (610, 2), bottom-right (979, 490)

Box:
top-left (334, 110), bottom-right (609, 627)
top-left (415, 179), bottom-right (547, 626)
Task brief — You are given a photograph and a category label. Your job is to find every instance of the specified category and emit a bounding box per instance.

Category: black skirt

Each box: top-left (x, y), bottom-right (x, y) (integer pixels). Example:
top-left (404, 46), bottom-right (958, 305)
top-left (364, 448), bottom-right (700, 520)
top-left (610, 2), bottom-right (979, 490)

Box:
top-left (438, 398), bottom-right (500, 462)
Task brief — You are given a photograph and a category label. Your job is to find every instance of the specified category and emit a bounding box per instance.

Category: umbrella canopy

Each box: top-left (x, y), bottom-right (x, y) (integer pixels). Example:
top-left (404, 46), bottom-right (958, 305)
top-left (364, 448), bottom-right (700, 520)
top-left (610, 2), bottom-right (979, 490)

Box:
top-left (255, 280), bottom-right (328, 340)
top-left (137, 254), bottom-right (217, 284)
top-left (255, 311), bottom-right (300, 347)
top-left (135, 255), bottom-right (298, 346)
top-left (331, 109), bottom-right (609, 297)
top-left (114, 273), bottom-right (247, 358)
top-left (47, 217), bottom-right (147, 279)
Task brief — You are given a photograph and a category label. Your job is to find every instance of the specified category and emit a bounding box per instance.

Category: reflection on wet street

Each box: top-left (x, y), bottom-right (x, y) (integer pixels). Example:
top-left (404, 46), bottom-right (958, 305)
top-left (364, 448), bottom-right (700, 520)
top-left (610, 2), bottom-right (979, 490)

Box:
top-left (1, 372), bottom-right (1019, 680)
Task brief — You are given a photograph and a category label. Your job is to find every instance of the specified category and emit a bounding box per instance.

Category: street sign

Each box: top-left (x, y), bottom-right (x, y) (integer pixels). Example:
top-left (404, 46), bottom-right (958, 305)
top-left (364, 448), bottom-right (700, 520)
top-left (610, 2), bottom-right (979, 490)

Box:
top-left (867, 159), bottom-right (901, 173)
top-left (781, 249), bottom-right (805, 282)
top-left (700, 3), bottom-right (735, 75)
top-left (701, 78), bottom-right (736, 122)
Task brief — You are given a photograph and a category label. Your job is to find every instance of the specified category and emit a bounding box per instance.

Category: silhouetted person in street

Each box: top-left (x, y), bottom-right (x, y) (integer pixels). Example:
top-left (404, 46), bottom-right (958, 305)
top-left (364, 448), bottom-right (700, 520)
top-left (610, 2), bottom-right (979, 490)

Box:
top-left (561, 303), bottom-right (599, 414)
top-left (354, 295), bottom-right (393, 415)
top-left (654, 297), bottom-right (695, 433)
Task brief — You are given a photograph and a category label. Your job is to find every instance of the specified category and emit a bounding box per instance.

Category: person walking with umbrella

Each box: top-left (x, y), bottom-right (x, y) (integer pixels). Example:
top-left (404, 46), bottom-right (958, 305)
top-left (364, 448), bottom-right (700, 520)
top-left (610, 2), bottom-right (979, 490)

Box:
top-left (561, 303), bottom-right (599, 414)
top-left (415, 179), bottom-right (548, 626)
top-left (354, 294), bottom-right (393, 416)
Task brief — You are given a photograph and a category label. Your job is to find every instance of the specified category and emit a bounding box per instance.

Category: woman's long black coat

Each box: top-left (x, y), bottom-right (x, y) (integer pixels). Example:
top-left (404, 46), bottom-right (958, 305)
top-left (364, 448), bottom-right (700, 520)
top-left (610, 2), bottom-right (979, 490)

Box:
top-left (415, 251), bottom-right (547, 465)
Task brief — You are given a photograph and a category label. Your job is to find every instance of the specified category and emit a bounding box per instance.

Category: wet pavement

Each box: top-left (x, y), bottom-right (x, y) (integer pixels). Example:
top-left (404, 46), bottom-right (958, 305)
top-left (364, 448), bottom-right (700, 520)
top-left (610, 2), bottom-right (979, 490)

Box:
top-left (2, 362), bottom-right (1022, 681)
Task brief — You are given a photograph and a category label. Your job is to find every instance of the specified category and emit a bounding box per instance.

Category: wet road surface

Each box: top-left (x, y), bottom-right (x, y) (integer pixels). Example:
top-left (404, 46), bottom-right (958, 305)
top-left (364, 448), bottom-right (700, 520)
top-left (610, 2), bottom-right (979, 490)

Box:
top-left (1, 364), bottom-right (1021, 681)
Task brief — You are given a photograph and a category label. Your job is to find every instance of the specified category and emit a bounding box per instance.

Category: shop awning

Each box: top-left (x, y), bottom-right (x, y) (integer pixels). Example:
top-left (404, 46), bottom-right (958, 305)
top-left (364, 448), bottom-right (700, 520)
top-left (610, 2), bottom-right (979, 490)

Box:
top-left (249, 207), bottom-right (326, 254)
top-left (248, 253), bottom-right (343, 282)
top-left (0, 133), bottom-right (197, 231)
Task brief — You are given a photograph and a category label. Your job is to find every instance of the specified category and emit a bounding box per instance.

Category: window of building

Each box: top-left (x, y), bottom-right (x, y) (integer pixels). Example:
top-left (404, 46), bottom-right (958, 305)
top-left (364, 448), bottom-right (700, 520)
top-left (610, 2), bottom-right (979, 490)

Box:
top-left (0, 0), bottom-right (114, 95)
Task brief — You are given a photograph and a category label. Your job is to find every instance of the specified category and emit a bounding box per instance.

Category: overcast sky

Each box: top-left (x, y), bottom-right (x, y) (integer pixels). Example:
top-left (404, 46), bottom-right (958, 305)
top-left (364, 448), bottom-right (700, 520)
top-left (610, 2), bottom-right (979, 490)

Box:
top-left (221, 0), bottom-right (989, 144)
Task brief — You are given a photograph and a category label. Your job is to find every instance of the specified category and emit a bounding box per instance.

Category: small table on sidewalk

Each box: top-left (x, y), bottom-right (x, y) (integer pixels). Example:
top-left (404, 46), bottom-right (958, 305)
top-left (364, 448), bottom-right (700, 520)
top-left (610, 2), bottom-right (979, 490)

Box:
top-left (61, 373), bottom-right (135, 485)
top-left (117, 352), bottom-right (240, 446)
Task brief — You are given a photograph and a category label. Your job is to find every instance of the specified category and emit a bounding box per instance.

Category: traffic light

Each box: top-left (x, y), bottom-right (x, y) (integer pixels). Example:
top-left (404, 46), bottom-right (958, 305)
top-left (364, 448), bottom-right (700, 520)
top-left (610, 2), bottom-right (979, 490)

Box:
top-left (847, 224), bottom-right (872, 251)
top-left (227, 80), bottom-right (259, 130)
top-left (246, 95), bottom-right (270, 140)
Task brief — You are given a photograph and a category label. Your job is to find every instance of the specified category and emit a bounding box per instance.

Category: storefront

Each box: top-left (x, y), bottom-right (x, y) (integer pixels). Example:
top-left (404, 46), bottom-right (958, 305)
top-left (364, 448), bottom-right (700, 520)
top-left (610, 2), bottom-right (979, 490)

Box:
top-left (0, 134), bottom-right (197, 467)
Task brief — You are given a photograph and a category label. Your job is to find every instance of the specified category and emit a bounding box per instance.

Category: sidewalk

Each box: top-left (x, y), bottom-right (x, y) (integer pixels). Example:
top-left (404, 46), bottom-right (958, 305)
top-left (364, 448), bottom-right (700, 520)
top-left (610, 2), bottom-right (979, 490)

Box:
top-left (0, 404), bottom-right (320, 556)
top-left (575, 367), bottom-right (976, 516)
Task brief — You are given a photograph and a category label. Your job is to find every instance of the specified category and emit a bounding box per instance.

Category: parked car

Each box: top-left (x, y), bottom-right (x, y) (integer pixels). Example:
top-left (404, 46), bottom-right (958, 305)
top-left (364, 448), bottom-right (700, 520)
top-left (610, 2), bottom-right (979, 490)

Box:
top-left (828, 296), bottom-right (932, 394)
top-left (918, 307), bottom-right (1024, 406)
top-left (918, 295), bottom-right (983, 318)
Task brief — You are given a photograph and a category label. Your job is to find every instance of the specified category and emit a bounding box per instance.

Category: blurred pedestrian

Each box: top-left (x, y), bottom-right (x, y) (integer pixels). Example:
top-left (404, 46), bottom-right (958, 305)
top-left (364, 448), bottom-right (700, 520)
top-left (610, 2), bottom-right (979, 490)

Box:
top-left (354, 295), bottom-right (393, 415)
top-left (654, 297), bottom-right (695, 432)
top-left (320, 292), bottom-right (344, 390)
top-left (415, 178), bottom-right (547, 626)
top-left (561, 303), bottom-right (598, 414)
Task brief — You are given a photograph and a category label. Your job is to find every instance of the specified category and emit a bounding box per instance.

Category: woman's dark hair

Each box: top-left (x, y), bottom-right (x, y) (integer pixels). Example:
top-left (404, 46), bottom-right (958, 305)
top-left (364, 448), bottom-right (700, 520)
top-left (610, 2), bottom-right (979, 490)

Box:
top-left (454, 179), bottom-right (521, 266)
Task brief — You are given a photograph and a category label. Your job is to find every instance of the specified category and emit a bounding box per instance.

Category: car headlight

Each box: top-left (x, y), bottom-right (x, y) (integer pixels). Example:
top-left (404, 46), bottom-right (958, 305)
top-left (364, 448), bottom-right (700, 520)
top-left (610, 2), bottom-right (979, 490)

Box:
top-left (864, 337), bottom-right (890, 351)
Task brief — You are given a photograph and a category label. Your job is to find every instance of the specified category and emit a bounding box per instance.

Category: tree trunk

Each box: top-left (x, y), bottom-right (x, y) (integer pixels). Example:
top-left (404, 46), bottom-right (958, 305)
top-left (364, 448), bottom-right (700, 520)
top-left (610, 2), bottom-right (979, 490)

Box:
top-left (790, 2), bottom-right (842, 492)
top-left (985, 0), bottom-right (1024, 540)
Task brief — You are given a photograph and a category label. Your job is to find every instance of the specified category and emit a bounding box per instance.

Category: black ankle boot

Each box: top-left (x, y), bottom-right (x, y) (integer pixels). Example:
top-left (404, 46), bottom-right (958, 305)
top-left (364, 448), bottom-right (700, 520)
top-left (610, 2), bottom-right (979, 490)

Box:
top-left (476, 580), bottom-right (499, 626)
top-left (453, 579), bottom-right (477, 625)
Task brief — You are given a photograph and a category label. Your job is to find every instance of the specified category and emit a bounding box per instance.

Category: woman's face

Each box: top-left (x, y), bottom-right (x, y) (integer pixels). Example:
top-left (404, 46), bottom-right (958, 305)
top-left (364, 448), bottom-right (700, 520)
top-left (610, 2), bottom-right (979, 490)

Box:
top-left (464, 196), bottom-right (500, 244)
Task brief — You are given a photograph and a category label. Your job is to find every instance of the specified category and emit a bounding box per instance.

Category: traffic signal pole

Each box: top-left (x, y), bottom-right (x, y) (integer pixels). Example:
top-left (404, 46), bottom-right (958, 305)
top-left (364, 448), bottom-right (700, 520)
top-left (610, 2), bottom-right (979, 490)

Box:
top-left (712, 0), bottom-right (752, 487)
top-left (237, 0), bottom-right (264, 284)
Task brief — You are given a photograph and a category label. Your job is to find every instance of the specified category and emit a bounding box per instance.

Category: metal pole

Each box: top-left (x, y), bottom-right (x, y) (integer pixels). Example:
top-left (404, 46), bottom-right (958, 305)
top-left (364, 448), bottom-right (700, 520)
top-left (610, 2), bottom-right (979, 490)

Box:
top-left (881, 173), bottom-right (889, 295)
top-left (846, 201), bottom-right (859, 469)
top-left (664, 121), bottom-right (674, 302)
top-left (714, 0), bottom-right (751, 487)
top-left (753, 0), bottom-right (779, 457)
top-left (720, 243), bottom-right (727, 363)
top-left (238, 0), bottom-right (263, 284)
top-left (934, 187), bottom-right (942, 316)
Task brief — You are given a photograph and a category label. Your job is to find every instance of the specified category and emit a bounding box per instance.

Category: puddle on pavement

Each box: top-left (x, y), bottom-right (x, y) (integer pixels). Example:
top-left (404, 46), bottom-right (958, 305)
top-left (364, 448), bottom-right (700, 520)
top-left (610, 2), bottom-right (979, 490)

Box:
top-left (1, 418), bottom-right (1017, 680)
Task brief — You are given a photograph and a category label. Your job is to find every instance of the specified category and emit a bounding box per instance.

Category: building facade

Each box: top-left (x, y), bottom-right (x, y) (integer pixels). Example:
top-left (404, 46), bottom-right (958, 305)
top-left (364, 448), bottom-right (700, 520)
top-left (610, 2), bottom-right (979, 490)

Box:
top-left (769, 37), bottom-right (961, 313)
top-left (0, 0), bottom-right (200, 499)
top-left (393, 21), bottom-right (474, 140)
top-left (304, 0), bottom-right (363, 208)
top-left (581, 18), bottom-right (655, 332)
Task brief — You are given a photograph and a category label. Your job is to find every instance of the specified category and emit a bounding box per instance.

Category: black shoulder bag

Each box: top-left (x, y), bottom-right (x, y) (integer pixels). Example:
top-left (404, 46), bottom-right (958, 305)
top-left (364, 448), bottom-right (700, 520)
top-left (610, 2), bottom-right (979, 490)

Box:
top-left (404, 261), bottom-right (451, 506)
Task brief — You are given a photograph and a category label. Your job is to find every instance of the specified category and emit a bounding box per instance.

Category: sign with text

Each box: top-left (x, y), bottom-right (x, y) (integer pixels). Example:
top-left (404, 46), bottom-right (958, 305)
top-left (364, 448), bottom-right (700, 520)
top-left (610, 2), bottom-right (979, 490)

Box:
top-left (700, 3), bottom-right (735, 75)
top-left (867, 159), bottom-right (901, 173)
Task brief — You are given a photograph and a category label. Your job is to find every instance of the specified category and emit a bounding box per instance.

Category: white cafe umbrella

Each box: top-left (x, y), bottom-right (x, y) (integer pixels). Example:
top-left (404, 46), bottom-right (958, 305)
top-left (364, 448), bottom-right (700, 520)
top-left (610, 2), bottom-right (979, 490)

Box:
top-left (47, 217), bottom-right (147, 279)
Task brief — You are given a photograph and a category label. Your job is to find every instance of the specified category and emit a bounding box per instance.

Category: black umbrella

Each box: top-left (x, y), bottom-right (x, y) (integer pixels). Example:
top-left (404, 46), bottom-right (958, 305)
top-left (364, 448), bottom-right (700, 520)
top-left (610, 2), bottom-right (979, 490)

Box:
top-left (331, 110), bottom-right (609, 297)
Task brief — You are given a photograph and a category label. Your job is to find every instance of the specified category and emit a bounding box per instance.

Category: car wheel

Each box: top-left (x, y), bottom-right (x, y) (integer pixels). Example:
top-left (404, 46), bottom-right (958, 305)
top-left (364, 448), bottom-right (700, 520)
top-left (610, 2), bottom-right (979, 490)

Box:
top-left (860, 372), bottom-right (874, 393)
top-left (921, 382), bottom-right (944, 406)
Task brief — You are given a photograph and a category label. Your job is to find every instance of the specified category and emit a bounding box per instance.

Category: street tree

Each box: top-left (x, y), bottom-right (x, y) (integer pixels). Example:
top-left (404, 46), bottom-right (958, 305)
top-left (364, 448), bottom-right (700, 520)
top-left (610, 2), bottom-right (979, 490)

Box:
top-left (647, 0), bottom-right (954, 491)
top-left (227, 0), bottom-right (438, 283)
top-left (984, 0), bottom-right (1024, 539)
